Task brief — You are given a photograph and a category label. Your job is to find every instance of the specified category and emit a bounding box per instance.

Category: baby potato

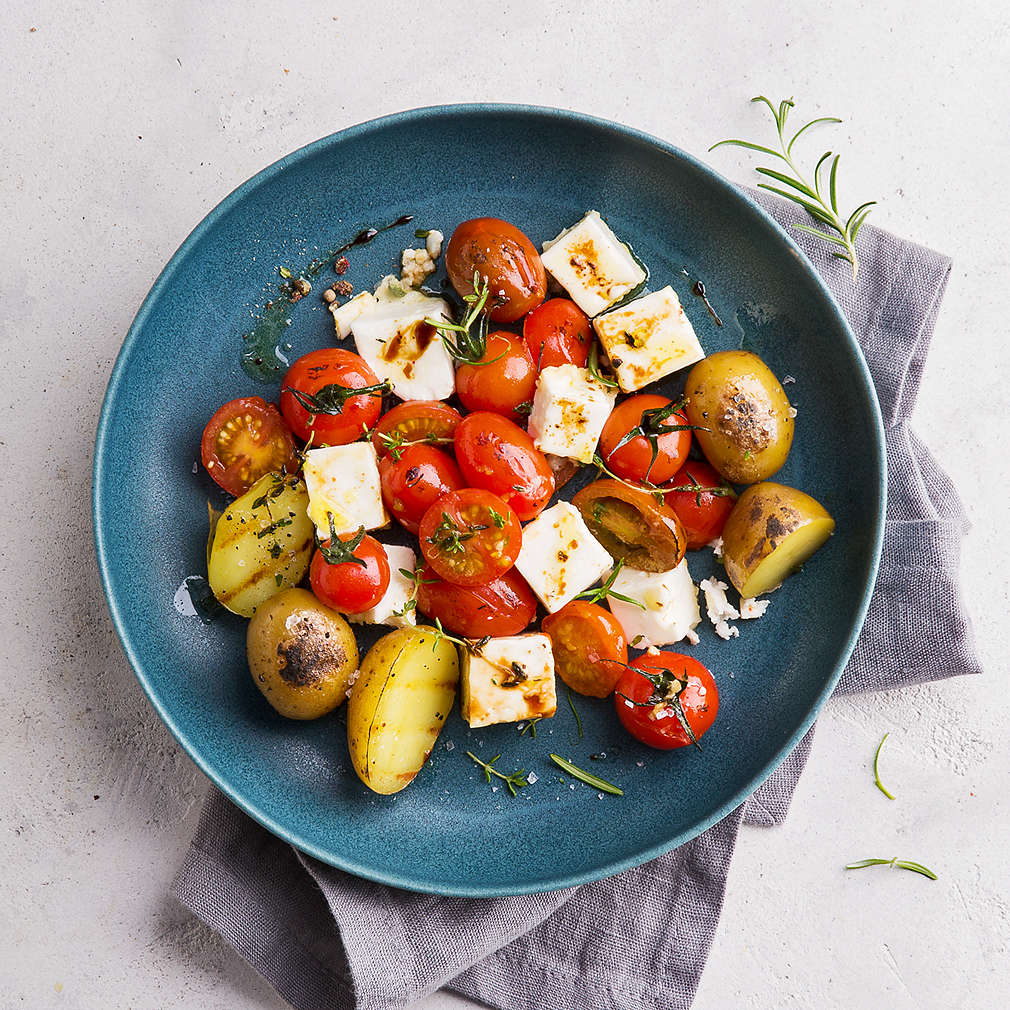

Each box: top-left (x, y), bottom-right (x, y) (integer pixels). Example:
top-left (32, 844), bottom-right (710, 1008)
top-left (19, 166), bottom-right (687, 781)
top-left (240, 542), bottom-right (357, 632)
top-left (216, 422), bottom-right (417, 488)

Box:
top-left (246, 588), bottom-right (359, 720)
top-left (684, 350), bottom-right (794, 483)
top-left (721, 482), bottom-right (835, 598)
top-left (347, 627), bottom-right (459, 795)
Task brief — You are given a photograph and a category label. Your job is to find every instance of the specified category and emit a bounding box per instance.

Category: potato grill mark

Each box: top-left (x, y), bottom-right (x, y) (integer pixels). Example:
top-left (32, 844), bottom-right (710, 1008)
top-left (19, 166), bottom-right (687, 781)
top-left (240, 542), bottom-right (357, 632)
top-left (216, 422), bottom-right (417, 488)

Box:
top-left (276, 614), bottom-right (347, 686)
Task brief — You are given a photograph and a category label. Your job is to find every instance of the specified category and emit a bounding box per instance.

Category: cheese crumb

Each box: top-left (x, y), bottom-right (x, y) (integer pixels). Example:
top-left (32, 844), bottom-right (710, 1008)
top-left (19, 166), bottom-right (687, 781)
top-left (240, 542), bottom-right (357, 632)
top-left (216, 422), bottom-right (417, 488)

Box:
top-left (425, 229), bottom-right (444, 259)
top-left (740, 597), bottom-right (770, 620)
top-left (400, 246), bottom-right (436, 287)
top-left (708, 536), bottom-right (724, 559)
top-left (700, 577), bottom-right (740, 641)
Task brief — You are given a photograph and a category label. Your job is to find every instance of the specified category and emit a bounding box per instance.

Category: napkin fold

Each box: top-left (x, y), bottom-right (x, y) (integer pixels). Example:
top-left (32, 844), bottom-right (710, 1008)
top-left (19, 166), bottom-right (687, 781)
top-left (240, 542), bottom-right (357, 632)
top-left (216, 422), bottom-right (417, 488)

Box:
top-left (173, 192), bottom-right (981, 1010)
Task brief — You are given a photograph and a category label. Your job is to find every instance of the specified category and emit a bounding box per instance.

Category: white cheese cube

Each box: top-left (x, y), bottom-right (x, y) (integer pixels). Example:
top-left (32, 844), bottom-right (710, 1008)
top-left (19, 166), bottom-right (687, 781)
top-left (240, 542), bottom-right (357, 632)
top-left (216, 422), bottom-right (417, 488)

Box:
top-left (347, 545), bottom-right (417, 629)
top-left (329, 291), bottom-right (377, 340)
top-left (540, 211), bottom-right (646, 317)
top-left (607, 559), bottom-right (701, 649)
top-left (303, 443), bottom-right (388, 539)
top-left (699, 577), bottom-right (740, 641)
top-left (528, 364), bottom-right (617, 464)
top-left (593, 286), bottom-right (705, 393)
top-left (515, 501), bottom-right (612, 613)
top-left (461, 634), bottom-right (557, 728)
top-left (351, 289), bottom-right (455, 401)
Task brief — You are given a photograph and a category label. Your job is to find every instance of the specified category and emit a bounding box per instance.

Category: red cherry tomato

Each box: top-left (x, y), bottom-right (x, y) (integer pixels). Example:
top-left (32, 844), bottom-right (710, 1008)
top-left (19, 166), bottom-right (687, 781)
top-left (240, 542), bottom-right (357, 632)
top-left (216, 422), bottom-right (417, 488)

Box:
top-left (614, 652), bottom-right (718, 750)
top-left (542, 601), bottom-right (628, 698)
top-left (280, 348), bottom-right (387, 446)
top-left (415, 565), bottom-right (537, 637)
top-left (200, 397), bottom-right (299, 497)
top-left (522, 298), bottom-right (592, 369)
top-left (598, 394), bottom-right (693, 484)
top-left (455, 331), bottom-right (537, 422)
top-left (453, 412), bottom-right (555, 521)
top-left (418, 489), bottom-right (522, 587)
top-left (371, 400), bottom-right (462, 458)
top-left (309, 529), bottom-right (390, 615)
top-left (378, 444), bottom-right (464, 535)
top-left (664, 460), bottom-right (738, 550)
top-left (445, 217), bottom-right (547, 323)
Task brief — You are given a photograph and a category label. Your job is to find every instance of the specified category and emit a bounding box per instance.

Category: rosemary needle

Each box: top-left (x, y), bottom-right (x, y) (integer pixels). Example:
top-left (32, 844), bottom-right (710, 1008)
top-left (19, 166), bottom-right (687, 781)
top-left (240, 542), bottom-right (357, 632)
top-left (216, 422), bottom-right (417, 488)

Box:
top-left (874, 732), bottom-right (896, 800)
top-left (845, 857), bottom-right (937, 881)
top-left (549, 754), bottom-right (623, 796)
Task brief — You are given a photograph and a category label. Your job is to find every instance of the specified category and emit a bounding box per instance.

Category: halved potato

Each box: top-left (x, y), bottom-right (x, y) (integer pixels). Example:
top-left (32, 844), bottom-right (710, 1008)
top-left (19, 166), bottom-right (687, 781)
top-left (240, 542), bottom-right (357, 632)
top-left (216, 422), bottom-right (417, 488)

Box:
top-left (347, 627), bottom-right (459, 795)
top-left (721, 482), bottom-right (835, 598)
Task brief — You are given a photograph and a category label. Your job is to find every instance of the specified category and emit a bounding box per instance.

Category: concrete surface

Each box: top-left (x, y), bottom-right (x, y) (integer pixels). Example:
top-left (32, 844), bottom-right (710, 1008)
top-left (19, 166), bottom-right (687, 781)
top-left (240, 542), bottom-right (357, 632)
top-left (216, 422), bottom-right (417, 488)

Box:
top-left (2, 1), bottom-right (1007, 1007)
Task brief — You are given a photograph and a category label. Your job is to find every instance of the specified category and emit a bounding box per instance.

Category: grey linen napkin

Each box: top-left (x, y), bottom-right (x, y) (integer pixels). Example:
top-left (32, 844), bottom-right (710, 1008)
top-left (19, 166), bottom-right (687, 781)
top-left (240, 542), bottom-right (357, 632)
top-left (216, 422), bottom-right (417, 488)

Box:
top-left (173, 192), bottom-right (982, 1010)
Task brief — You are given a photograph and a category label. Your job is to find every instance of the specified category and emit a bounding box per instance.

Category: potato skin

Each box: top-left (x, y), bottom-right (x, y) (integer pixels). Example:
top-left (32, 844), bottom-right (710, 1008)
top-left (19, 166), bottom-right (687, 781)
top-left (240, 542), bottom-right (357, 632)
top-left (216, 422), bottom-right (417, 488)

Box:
top-left (684, 351), bottom-right (794, 483)
top-left (721, 483), bottom-right (835, 598)
top-left (246, 588), bottom-right (358, 720)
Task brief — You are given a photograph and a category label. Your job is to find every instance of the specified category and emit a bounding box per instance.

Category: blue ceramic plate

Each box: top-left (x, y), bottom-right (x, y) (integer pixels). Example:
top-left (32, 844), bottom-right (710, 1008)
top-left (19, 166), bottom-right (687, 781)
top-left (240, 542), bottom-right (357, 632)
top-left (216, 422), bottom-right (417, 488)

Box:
top-left (94, 105), bottom-right (884, 896)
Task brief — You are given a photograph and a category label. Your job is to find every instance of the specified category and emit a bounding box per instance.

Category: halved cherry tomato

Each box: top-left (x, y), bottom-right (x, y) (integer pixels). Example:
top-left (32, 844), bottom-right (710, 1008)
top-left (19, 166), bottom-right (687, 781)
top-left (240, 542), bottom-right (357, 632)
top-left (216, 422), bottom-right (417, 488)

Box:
top-left (664, 460), bottom-right (738, 550)
top-left (309, 527), bottom-right (390, 614)
top-left (598, 394), bottom-right (693, 484)
top-left (573, 479), bottom-right (686, 573)
top-left (454, 412), bottom-right (555, 522)
top-left (280, 348), bottom-right (387, 446)
top-left (371, 400), bottom-right (462, 458)
top-left (415, 565), bottom-right (537, 638)
top-left (614, 652), bottom-right (718, 750)
top-left (378, 444), bottom-right (464, 535)
top-left (201, 396), bottom-right (299, 497)
top-left (445, 217), bottom-right (547, 323)
top-left (542, 601), bottom-right (628, 698)
top-left (522, 298), bottom-right (592, 369)
top-left (455, 331), bottom-right (537, 422)
top-left (418, 489), bottom-right (522, 586)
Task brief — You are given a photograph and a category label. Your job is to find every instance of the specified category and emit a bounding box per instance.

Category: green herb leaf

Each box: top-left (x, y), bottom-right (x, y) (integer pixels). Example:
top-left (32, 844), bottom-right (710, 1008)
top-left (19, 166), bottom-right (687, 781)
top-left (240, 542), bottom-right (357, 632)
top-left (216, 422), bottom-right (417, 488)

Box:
top-left (566, 686), bottom-right (583, 739)
top-left (314, 516), bottom-right (367, 567)
top-left (874, 732), bottom-right (896, 800)
top-left (283, 379), bottom-right (390, 418)
top-left (549, 754), bottom-right (623, 796)
top-left (575, 559), bottom-right (646, 610)
top-left (467, 751), bottom-right (529, 797)
top-left (278, 266), bottom-right (292, 279)
top-left (587, 341), bottom-right (619, 388)
top-left (425, 272), bottom-right (505, 366)
top-left (518, 717), bottom-right (542, 738)
top-left (414, 228), bottom-right (430, 239)
top-left (845, 857), bottom-right (937, 880)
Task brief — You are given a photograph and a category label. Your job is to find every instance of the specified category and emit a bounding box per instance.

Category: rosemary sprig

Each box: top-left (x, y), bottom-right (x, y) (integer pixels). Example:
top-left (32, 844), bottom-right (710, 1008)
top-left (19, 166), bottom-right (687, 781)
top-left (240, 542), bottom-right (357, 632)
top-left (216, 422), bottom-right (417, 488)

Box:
top-left (425, 271), bottom-right (503, 365)
top-left (518, 717), bottom-right (542, 738)
top-left (430, 617), bottom-right (489, 656)
top-left (587, 341), bottom-right (619, 388)
top-left (845, 857), bottom-right (937, 881)
top-left (874, 732), bottom-right (896, 800)
top-left (284, 378), bottom-right (391, 418)
top-left (576, 559), bottom-right (646, 610)
top-left (710, 96), bottom-right (876, 280)
top-left (608, 398), bottom-right (708, 484)
top-left (467, 751), bottom-right (529, 797)
top-left (549, 754), bottom-right (623, 796)
top-left (567, 687), bottom-right (583, 739)
top-left (314, 515), bottom-right (367, 566)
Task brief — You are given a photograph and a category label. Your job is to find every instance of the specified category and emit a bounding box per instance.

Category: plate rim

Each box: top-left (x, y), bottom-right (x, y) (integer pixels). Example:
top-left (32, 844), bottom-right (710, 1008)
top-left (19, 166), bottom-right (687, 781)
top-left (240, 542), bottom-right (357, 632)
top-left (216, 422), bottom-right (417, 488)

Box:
top-left (93, 102), bottom-right (887, 896)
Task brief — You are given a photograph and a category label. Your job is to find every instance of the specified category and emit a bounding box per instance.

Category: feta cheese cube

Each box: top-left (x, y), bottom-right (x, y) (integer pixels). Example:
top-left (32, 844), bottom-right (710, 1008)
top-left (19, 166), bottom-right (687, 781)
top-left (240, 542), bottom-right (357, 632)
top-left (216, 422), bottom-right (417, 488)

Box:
top-left (527, 364), bottom-right (617, 464)
top-left (607, 559), bottom-right (702, 649)
top-left (593, 286), bottom-right (705, 392)
top-left (347, 545), bottom-right (417, 629)
top-left (515, 501), bottom-right (612, 613)
top-left (460, 633), bottom-right (557, 728)
top-left (329, 291), bottom-right (376, 340)
top-left (303, 442), bottom-right (388, 539)
top-left (700, 577), bottom-right (740, 641)
top-left (351, 288), bottom-right (455, 401)
top-left (540, 211), bottom-right (646, 317)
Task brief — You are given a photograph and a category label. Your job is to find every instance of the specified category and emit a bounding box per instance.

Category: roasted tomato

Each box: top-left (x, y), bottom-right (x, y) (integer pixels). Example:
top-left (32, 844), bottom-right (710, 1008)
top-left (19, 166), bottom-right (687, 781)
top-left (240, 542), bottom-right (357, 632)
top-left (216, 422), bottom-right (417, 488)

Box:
top-left (280, 348), bottom-right (387, 446)
top-left (522, 298), bottom-right (592, 369)
top-left (454, 412), bottom-right (555, 522)
top-left (378, 444), bottom-right (464, 535)
top-left (201, 396), bottom-right (299, 497)
top-left (598, 394), bottom-right (694, 484)
top-left (371, 400), bottom-right (462, 458)
top-left (309, 526), bottom-right (390, 615)
top-left (415, 565), bottom-right (537, 638)
top-left (418, 488), bottom-right (522, 586)
top-left (614, 652), bottom-right (718, 750)
top-left (573, 479), bottom-right (686, 573)
top-left (455, 331), bottom-right (537, 422)
top-left (664, 460), bottom-right (737, 550)
top-left (445, 217), bottom-right (547, 323)
top-left (542, 601), bottom-right (628, 698)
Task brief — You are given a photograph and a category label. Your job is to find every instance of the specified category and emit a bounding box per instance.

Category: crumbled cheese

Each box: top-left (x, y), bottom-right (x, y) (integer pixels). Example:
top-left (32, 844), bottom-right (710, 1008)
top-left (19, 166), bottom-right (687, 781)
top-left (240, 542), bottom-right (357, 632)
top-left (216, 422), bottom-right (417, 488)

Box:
top-left (400, 246), bottom-right (437, 287)
top-left (740, 597), bottom-right (770, 620)
top-left (708, 536), bottom-right (724, 559)
top-left (700, 577), bottom-right (740, 641)
top-left (425, 229), bottom-right (444, 259)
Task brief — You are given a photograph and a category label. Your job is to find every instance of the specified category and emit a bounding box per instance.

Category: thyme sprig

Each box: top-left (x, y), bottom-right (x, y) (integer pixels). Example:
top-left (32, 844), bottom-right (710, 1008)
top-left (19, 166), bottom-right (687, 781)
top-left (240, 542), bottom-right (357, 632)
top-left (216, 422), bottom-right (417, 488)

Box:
top-left (710, 96), bottom-right (876, 280)
top-left (591, 453), bottom-right (667, 505)
top-left (425, 271), bottom-right (504, 365)
top-left (587, 341), bottom-right (619, 389)
top-left (666, 468), bottom-right (736, 507)
top-left (376, 429), bottom-right (453, 461)
top-left (549, 754), bottom-right (623, 796)
top-left (845, 857), bottom-right (937, 881)
top-left (430, 617), bottom-right (489, 656)
top-left (615, 663), bottom-right (702, 751)
top-left (426, 511), bottom-right (487, 555)
top-left (390, 565), bottom-right (436, 619)
top-left (314, 515), bottom-right (367, 567)
top-left (576, 559), bottom-right (646, 610)
top-left (467, 751), bottom-right (529, 797)
top-left (284, 378), bottom-right (391, 418)
top-left (610, 398), bottom-right (707, 484)
top-left (874, 732), bottom-right (896, 800)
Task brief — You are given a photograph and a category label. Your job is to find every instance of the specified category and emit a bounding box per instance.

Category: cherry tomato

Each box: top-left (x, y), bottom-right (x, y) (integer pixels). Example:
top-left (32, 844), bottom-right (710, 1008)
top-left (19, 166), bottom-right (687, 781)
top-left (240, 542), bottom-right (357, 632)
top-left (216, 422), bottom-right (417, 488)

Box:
top-left (664, 460), bottom-right (738, 550)
top-left (309, 528), bottom-right (390, 614)
top-left (455, 331), bottom-right (537, 422)
top-left (614, 652), bottom-right (718, 750)
top-left (522, 298), bottom-right (592, 369)
top-left (598, 394), bottom-right (693, 484)
top-left (415, 565), bottom-right (537, 638)
top-left (280, 348), bottom-right (387, 446)
top-left (418, 489), bottom-right (522, 587)
top-left (454, 412), bottom-right (555, 522)
top-left (445, 217), bottom-right (547, 323)
top-left (201, 397), bottom-right (299, 497)
top-left (371, 400), bottom-right (462, 458)
top-left (378, 444), bottom-right (464, 535)
top-left (542, 601), bottom-right (628, 698)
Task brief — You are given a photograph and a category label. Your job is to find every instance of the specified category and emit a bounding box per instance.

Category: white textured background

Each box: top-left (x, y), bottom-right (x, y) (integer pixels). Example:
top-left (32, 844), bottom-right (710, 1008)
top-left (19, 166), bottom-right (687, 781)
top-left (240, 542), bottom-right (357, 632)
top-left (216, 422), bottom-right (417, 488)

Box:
top-left (2, 2), bottom-right (1007, 1008)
